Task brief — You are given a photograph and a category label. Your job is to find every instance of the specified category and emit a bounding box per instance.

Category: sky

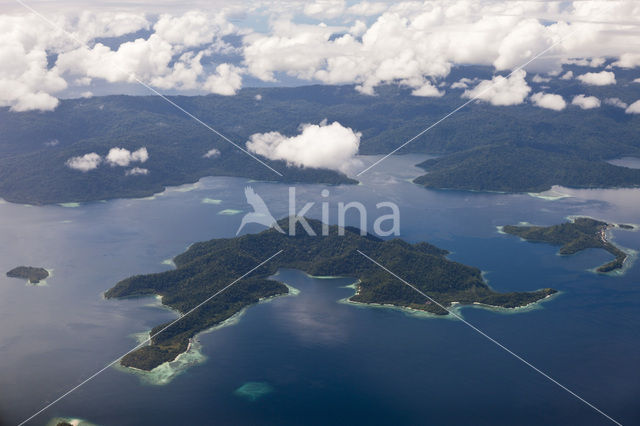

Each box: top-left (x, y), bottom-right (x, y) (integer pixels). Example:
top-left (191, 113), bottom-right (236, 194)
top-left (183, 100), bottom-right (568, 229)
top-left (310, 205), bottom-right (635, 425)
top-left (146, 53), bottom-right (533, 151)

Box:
top-left (1, 0), bottom-right (640, 114)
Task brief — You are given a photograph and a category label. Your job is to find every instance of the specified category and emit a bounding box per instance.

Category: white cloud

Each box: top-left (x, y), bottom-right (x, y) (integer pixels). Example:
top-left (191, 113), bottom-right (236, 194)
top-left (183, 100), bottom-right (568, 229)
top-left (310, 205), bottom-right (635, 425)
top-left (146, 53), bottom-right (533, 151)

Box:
top-left (612, 53), bottom-right (640, 68)
top-left (450, 78), bottom-right (476, 89)
top-left (532, 74), bottom-right (551, 83)
top-left (564, 57), bottom-right (606, 68)
top-left (604, 97), bottom-right (628, 109)
top-left (105, 147), bottom-right (148, 167)
top-left (560, 70), bottom-right (573, 80)
top-left (246, 120), bottom-right (361, 174)
top-left (304, 0), bottom-right (346, 19)
top-left (462, 70), bottom-right (531, 106)
top-left (203, 64), bottom-right (243, 95)
top-left (0, 11), bottom-right (152, 111)
top-left (411, 81), bottom-right (444, 97)
top-left (154, 11), bottom-right (230, 48)
top-left (576, 71), bottom-right (616, 86)
top-left (203, 148), bottom-right (221, 158)
top-left (66, 146), bottom-right (149, 172)
top-left (73, 11), bottom-right (150, 41)
top-left (347, 2), bottom-right (389, 17)
top-left (125, 167), bottom-right (149, 176)
top-left (54, 10), bottom-right (239, 94)
top-left (634, 78), bottom-right (640, 84)
top-left (531, 92), bottom-right (566, 110)
top-left (4, 2), bottom-right (640, 109)
top-left (626, 100), bottom-right (640, 114)
top-left (240, 1), bottom-right (640, 96)
top-left (571, 95), bottom-right (600, 109)
top-left (66, 152), bottom-right (101, 172)
top-left (0, 16), bottom-right (67, 111)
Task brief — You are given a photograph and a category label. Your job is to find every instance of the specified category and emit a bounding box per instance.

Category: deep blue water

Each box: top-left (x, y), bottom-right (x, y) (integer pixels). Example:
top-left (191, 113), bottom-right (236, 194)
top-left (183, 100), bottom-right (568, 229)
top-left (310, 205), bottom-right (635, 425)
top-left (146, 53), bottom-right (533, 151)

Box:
top-left (0, 155), bottom-right (638, 425)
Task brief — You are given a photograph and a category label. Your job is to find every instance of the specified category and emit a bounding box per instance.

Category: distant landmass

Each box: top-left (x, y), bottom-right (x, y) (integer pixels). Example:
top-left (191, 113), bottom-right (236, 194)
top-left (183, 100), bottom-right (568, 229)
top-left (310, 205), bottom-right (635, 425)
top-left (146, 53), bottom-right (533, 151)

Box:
top-left (502, 217), bottom-right (635, 273)
top-left (1, 74), bottom-right (640, 204)
top-left (6, 266), bottom-right (48, 284)
top-left (105, 217), bottom-right (556, 371)
top-left (414, 146), bottom-right (640, 193)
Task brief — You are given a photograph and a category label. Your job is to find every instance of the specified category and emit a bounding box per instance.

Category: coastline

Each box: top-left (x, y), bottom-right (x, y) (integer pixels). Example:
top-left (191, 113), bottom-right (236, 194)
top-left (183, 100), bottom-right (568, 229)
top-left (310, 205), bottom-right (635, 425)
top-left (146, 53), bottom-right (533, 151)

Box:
top-left (115, 283), bottom-right (299, 385)
top-left (339, 280), bottom-right (556, 320)
top-left (502, 216), bottom-right (638, 276)
top-left (566, 215), bottom-right (639, 275)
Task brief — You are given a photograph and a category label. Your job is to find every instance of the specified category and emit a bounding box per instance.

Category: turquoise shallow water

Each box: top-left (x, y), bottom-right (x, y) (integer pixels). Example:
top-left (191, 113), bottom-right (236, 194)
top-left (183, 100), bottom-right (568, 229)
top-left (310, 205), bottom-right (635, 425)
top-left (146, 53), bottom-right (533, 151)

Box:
top-left (0, 155), bottom-right (638, 425)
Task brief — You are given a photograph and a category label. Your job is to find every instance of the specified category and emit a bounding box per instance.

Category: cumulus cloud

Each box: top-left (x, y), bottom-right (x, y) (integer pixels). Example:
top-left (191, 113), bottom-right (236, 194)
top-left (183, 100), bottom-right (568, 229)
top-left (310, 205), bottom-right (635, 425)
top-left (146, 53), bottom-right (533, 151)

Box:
top-left (240, 1), bottom-right (640, 96)
top-left (411, 81), bottom-right (444, 97)
top-left (347, 2), bottom-right (389, 17)
top-left (571, 94), bottom-right (600, 109)
top-left (532, 74), bottom-right (551, 83)
top-left (0, 12), bottom-right (150, 111)
top-left (66, 153), bottom-right (102, 172)
top-left (5, 2), bottom-right (640, 109)
top-left (531, 92), bottom-right (566, 110)
top-left (105, 147), bottom-right (148, 167)
top-left (612, 53), bottom-right (640, 68)
top-left (462, 70), bottom-right (531, 106)
top-left (450, 78), bottom-right (476, 89)
top-left (576, 71), bottom-right (616, 86)
top-left (604, 97), bottom-right (628, 109)
top-left (246, 120), bottom-right (361, 174)
top-left (125, 167), bottom-right (149, 176)
top-left (560, 70), bottom-right (573, 80)
top-left (626, 100), bottom-right (640, 114)
top-left (54, 10), bottom-right (239, 93)
top-left (304, 0), bottom-right (346, 19)
top-left (203, 64), bottom-right (243, 95)
top-left (203, 148), bottom-right (221, 158)
top-left (564, 57), bottom-right (606, 68)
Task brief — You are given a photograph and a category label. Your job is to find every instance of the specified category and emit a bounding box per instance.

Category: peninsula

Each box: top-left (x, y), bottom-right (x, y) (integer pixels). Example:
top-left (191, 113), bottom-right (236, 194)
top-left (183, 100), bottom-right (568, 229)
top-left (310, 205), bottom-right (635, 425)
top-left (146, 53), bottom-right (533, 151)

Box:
top-left (502, 217), bottom-right (633, 273)
top-left (105, 218), bottom-right (556, 371)
top-left (6, 266), bottom-right (49, 284)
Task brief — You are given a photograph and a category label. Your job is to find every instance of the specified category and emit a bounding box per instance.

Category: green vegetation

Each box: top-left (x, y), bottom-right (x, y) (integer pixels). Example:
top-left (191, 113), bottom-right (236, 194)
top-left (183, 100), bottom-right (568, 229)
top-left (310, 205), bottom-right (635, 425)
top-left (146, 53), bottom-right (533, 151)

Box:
top-left (502, 217), bottom-right (631, 272)
top-left (6, 266), bottom-right (48, 284)
top-left (414, 146), bottom-right (640, 193)
top-left (105, 218), bottom-right (556, 371)
top-left (1, 77), bottom-right (640, 203)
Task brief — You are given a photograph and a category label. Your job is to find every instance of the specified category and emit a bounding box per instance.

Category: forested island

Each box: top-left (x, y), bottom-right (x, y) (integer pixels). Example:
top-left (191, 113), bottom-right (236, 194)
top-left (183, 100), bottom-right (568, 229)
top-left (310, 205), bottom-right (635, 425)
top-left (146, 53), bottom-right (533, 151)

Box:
top-left (6, 266), bottom-right (48, 284)
top-left (502, 217), bottom-right (634, 273)
top-left (105, 217), bottom-right (556, 371)
top-left (1, 70), bottom-right (640, 204)
top-left (413, 146), bottom-right (640, 193)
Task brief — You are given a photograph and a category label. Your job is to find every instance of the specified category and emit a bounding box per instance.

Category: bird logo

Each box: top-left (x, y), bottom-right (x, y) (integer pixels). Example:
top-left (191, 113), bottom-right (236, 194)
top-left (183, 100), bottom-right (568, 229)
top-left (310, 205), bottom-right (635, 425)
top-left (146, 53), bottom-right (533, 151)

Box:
top-left (236, 186), bottom-right (285, 235)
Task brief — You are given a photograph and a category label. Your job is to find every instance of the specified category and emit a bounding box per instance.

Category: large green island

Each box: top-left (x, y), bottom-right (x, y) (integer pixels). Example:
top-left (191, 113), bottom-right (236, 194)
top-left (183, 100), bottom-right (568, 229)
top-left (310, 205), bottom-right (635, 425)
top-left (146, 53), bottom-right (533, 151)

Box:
top-left (2, 81), bottom-right (640, 204)
top-left (6, 266), bottom-right (49, 284)
top-left (413, 146), bottom-right (640, 193)
top-left (502, 217), bottom-right (635, 273)
top-left (105, 218), bottom-right (556, 371)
